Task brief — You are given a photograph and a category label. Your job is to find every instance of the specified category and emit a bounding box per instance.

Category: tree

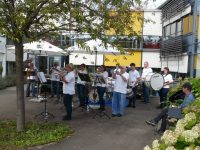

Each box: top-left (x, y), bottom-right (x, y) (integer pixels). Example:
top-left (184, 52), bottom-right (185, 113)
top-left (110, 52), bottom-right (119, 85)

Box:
top-left (0, 0), bottom-right (144, 131)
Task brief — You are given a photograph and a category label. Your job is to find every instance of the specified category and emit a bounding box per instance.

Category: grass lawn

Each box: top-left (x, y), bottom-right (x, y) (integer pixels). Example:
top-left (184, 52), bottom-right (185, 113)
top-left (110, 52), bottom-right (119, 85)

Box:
top-left (0, 120), bottom-right (73, 150)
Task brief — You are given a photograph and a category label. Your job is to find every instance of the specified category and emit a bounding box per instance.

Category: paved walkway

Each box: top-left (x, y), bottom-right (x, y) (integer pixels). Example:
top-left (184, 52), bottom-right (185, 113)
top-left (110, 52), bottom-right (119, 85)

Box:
top-left (0, 87), bottom-right (161, 150)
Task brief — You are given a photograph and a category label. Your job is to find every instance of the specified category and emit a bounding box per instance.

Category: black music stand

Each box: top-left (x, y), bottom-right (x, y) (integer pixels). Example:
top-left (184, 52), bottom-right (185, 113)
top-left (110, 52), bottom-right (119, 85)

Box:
top-left (92, 75), bottom-right (110, 119)
top-left (34, 72), bottom-right (54, 121)
top-left (78, 73), bottom-right (91, 82)
top-left (78, 73), bottom-right (91, 111)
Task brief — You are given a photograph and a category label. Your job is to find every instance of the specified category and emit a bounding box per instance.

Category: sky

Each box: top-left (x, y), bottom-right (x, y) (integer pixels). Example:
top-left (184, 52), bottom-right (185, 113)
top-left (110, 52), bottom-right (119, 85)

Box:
top-left (143, 0), bottom-right (167, 9)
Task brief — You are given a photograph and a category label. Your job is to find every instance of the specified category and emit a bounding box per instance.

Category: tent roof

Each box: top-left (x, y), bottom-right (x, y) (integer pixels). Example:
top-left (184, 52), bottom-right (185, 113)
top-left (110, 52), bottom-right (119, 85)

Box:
top-left (8, 40), bottom-right (64, 56)
top-left (65, 39), bottom-right (120, 55)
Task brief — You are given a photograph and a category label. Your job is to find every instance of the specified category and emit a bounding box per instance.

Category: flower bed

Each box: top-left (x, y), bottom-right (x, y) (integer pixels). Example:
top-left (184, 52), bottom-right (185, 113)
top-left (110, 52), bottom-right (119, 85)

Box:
top-left (144, 78), bottom-right (200, 150)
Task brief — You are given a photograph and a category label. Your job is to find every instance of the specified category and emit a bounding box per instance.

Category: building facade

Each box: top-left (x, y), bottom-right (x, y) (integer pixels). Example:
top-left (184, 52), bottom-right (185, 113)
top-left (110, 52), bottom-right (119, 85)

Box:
top-left (159, 0), bottom-right (200, 77)
top-left (0, 10), bottom-right (162, 77)
top-left (61, 10), bottom-right (162, 71)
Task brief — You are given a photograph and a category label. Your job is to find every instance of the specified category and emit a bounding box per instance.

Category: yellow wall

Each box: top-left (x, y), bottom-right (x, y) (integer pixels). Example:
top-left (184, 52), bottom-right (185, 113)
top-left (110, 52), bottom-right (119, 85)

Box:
top-left (194, 54), bottom-right (200, 69)
top-left (197, 15), bottom-right (200, 39)
top-left (104, 51), bottom-right (142, 67)
top-left (189, 15), bottom-right (193, 33)
top-left (105, 11), bottom-right (143, 36)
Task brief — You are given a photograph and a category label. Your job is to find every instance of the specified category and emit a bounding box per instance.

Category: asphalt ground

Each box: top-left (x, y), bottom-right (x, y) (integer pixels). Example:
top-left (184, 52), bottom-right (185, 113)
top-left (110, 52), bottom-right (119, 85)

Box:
top-left (0, 86), bottom-right (161, 150)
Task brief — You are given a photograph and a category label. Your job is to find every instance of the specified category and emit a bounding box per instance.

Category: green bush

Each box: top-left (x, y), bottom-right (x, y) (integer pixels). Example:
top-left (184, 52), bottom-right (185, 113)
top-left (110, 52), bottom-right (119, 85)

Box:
top-left (144, 78), bottom-right (200, 150)
top-left (0, 120), bottom-right (73, 149)
top-left (0, 75), bottom-right (16, 90)
top-left (167, 78), bottom-right (200, 100)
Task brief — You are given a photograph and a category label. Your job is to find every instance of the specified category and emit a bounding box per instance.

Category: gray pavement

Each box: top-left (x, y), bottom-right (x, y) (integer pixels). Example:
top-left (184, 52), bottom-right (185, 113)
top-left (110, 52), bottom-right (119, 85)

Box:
top-left (0, 87), bottom-right (161, 150)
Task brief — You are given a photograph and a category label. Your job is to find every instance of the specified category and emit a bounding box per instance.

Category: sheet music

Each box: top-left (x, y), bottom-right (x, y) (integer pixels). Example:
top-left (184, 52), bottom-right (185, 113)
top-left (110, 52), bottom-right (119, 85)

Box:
top-left (37, 72), bottom-right (47, 83)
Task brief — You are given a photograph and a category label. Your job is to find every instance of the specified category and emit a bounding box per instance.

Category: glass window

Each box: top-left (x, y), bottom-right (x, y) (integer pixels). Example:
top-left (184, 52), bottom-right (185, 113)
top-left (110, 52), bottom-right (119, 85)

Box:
top-left (132, 36), bottom-right (141, 49)
top-left (171, 23), bottom-right (176, 37)
top-left (165, 25), bottom-right (171, 39)
top-left (107, 36), bottom-right (141, 49)
top-left (143, 36), bottom-right (161, 49)
top-left (118, 37), bottom-right (132, 49)
top-left (197, 0), bottom-right (200, 13)
top-left (177, 20), bottom-right (182, 36)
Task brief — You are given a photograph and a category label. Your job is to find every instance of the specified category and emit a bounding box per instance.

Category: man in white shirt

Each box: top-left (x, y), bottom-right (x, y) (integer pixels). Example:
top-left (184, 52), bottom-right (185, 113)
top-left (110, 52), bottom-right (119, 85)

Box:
top-left (141, 61), bottom-right (153, 103)
top-left (112, 66), bottom-right (129, 117)
top-left (50, 62), bottom-right (61, 100)
top-left (61, 64), bottom-right (75, 121)
top-left (77, 63), bottom-right (88, 107)
top-left (128, 63), bottom-right (140, 108)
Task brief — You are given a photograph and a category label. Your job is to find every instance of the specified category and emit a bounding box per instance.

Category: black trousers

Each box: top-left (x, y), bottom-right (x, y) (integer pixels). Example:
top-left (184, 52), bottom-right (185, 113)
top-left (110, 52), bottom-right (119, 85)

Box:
top-left (63, 94), bottom-right (73, 118)
top-left (128, 87), bottom-right (137, 106)
top-left (154, 108), bottom-right (168, 131)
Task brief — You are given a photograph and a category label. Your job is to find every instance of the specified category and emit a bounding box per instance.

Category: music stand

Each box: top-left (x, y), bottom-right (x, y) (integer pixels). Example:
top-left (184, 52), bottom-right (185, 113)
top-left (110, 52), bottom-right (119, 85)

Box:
top-left (78, 73), bottom-right (91, 82)
top-left (77, 73), bottom-right (91, 111)
top-left (34, 72), bottom-right (54, 121)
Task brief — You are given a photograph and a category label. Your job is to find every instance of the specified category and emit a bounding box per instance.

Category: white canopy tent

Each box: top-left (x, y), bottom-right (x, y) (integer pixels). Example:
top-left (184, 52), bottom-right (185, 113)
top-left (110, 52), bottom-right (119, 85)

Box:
top-left (8, 39), bottom-right (64, 56)
top-left (65, 39), bottom-right (121, 68)
top-left (66, 39), bottom-right (120, 55)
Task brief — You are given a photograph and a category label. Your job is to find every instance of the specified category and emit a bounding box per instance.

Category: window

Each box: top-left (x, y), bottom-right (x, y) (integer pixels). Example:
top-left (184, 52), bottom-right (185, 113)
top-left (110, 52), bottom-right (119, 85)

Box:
top-left (107, 36), bottom-right (141, 49)
top-left (165, 25), bottom-right (171, 39)
top-left (143, 36), bottom-right (161, 49)
top-left (177, 20), bottom-right (182, 36)
top-left (171, 23), bottom-right (176, 37)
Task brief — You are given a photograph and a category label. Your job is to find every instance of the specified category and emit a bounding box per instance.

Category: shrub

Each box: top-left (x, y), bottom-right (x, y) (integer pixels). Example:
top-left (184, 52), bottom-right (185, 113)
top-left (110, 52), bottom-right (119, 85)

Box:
top-left (144, 78), bottom-right (200, 150)
top-left (0, 75), bottom-right (16, 90)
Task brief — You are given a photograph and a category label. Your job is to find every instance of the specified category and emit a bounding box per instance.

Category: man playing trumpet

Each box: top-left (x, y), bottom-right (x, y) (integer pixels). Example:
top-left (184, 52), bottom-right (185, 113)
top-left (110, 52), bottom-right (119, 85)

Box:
top-left (60, 64), bottom-right (75, 121)
top-left (112, 66), bottom-right (129, 117)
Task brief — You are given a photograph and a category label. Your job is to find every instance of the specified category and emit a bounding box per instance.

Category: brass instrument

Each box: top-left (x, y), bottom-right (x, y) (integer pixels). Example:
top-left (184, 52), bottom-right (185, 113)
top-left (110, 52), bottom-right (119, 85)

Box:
top-left (59, 70), bottom-right (68, 81)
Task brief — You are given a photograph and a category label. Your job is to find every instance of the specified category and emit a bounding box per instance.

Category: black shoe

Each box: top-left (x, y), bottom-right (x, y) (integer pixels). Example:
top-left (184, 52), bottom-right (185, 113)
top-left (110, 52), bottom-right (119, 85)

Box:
top-left (117, 114), bottom-right (122, 117)
top-left (62, 115), bottom-right (71, 121)
top-left (132, 105), bottom-right (136, 108)
top-left (146, 120), bottom-right (157, 126)
top-left (127, 104), bottom-right (131, 107)
top-left (155, 129), bottom-right (164, 135)
top-left (99, 107), bottom-right (105, 111)
top-left (112, 114), bottom-right (117, 117)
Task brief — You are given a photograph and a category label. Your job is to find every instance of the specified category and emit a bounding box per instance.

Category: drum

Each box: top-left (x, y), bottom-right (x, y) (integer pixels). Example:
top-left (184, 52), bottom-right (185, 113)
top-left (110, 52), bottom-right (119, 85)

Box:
top-left (89, 89), bottom-right (99, 103)
top-left (145, 73), bottom-right (164, 91)
top-left (126, 88), bottom-right (134, 99)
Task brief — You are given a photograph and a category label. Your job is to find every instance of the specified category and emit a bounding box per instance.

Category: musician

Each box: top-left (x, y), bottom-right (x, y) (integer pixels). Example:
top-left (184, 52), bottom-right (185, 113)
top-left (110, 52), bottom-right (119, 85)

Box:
top-left (77, 63), bottom-right (88, 107)
top-left (60, 64), bottom-right (75, 121)
top-left (141, 61), bottom-right (153, 103)
top-left (146, 82), bottom-right (195, 134)
top-left (159, 67), bottom-right (173, 108)
top-left (113, 63), bottom-right (120, 74)
top-left (50, 62), bottom-right (61, 100)
top-left (128, 63), bottom-right (140, 108)
top-left (25, 62), bottom-right (37, 97)
top-left (112, 66), bottom-right (129, 117)
top-left (96, 65), bottom-right (108, 110)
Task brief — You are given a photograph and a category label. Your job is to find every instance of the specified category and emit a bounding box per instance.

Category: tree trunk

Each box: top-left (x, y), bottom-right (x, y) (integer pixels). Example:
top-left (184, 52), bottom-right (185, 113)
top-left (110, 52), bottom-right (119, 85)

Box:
top-left (14, 39), bottom-right (25, 131)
